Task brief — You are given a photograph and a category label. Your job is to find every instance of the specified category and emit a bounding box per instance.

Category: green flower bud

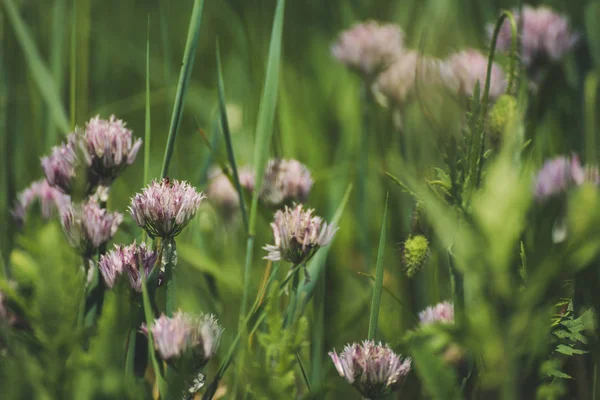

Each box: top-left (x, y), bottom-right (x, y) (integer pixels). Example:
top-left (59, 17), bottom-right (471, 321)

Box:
top-left (487, 94), bottom-right (517, 148)
top-left (402, 235), bottom-right (430, 277)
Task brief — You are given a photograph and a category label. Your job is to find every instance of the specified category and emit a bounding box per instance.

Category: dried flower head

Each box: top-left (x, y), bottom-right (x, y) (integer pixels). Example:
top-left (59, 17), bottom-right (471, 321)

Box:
top-left (129, 178), bottom-right (206, 239)
top-left (142, 311), bottom-right (223, 370)
top-left (492, 6), bottom-right (578, 68)
top-left (261, 159), bottom-right (313, 206)
top-left (448, 49), bottom-right (507, 101)
top-left (98, 241), bottom-right (157, 292)
top-left (264, 204), bottom-right (338, 265)
top-left (80, 115), bottom-right (142, 186)
top-left (331, 21), bottom-right (404, 78)
top-left (61, 199), bottom-right (123, 256)
top-left (419, 301), bottom-right (455, 326)
top-left (533, 155), bottom-right (586, 201)
top-left (329, 340), bottom-right (411, 399)
top-left (402, 235), bottom-right (430, 277)
top-left (41, 133), bottom-right (80, 194)
top-left (207, 167), bottom-right (255, 212)
top-left (12, 179), bottom-right (71, 224)
top-left (373, 51), bottom-right (458, 108)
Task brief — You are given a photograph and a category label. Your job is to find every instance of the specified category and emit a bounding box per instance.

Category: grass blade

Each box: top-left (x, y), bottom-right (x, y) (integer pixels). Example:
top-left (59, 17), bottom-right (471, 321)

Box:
top-left (368, 193), bottom-right (388, 340)
top-left (584, 71), bottom-right (598, 164)
top-left (240, 0), bottom-right (286, 319)
top-left (144, 17), bottom-right (152, 185)
top-left (46, 0), bottom-right (66, 147)
top-left (69, 0), bottom-right (76, 128)
top-left (160, 0), bottom-right (205, 178)
top-left (296, 352), bottom-right (312, 391)
top-left (216, 42), bottom-right (248, 231)
top-left (3, 0), bottom-right (70, 134)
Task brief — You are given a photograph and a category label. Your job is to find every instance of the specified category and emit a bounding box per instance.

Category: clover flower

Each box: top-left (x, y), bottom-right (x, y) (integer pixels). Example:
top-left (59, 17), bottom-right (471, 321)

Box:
top-left (533, 155), bottom-right (585, 201)
top-left (261, 159), bottom-right (313, 207)
top-left (206, 167), bottom-right (255, 212)
top-left (331, 21), bottom-right (405, 78)
top-left (142, 311), bottom-right (223, 370)
top-left (129, 178), bottom-right (206, 239)
top-left (263, 204), bottom-right (338, 265)
top-left (12, 179), bottom-right (71, 224)
top-left (98, 241), bottom-right (157, 292)
top-left (373, 51), bottom-right (458, 108)
top-left (448, 49), bottom-right (507, 101)
top-left (329, 340), bottom-right (411, 399)
top-left (80, 115), bottom-right (142, 186)
top-left (41, 133), bottom-right (80, 194)
top-left (492, 6), bottom-right (578, 68)
top-left (419, 301), bottom-right (455, 326)
top-left (61, 199), bottom-right (123, 256)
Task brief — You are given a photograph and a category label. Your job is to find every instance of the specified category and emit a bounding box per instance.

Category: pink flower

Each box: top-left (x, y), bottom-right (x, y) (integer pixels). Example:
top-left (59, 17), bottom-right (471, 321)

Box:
top-left (329, 340), bottom-right (411, 398)
top-left (419, 301), bottom-right (455, 326)
top-left (448, 49), bottom-right (507, 100)
top-left (129, 178), bottom-right (205, 239)
top-left (207, 167), bottom-right (255, 212)
top-left (12, 179), bottom-right (71, 224)
top-left (98, 241), bottom-right (157, 292)
top-left (261, 159), bottom-right (313, 206)
top-left (332, 21), bottom-right (405, 78)
top-left (532, 154), bottom-right (598, 201)
top-left (41, 133), bottom-right (80, 194)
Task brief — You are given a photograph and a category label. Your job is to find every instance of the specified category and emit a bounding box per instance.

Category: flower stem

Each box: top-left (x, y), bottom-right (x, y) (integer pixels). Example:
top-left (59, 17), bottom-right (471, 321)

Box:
top-left (125, 328), bottom-right (137, 378)
top-left (367, 194), bottom-right (388, 341)
top-left (358, 82), bottom-right (371, 269)
top-left (163, 238), bottom-right (177, 317)
top-left (283, 265), bottom-right (300, 328)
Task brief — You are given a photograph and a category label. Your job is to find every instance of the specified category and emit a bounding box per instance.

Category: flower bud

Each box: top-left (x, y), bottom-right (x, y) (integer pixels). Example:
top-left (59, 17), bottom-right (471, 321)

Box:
top-left (402, 235), bottom-right (430, 277)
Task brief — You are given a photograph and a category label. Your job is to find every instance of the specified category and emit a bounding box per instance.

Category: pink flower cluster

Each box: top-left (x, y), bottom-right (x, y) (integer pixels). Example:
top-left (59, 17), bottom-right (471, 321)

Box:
top-left (98, 241), bottom-right (157, 292)
top-left (533, 154), bottom-right (599, 201)
top-left (448, 49), bottom-right (507, 101)
top-left (12, 179), bottom-right (71, 224)
top-left (41, 133), bottom-right (80, 194)
top-left (261, 159), bottom-right (313, 206)
top-left (419, 301), bottom-right (455, 326)
top-left (329, 340), bottom-right (411, 398)
top-left (206, 167), bottom-right (255, 212)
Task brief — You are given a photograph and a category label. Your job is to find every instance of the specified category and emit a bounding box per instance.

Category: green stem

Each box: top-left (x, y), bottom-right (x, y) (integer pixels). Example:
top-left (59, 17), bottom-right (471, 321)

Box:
top-left (125, 328), bottom-right (137, 378)
top-left (283, 266), bottom-right (300, 328)
top-left (585, 71), bottom-right (598, 164)
top-left (367, 194), bottom-right (388, 340)
top-left (358, 82), bottom-right (371, 269)
top-left (239, 235), bottom-right (255, 322)
top-left (163, 239), bottom-right (177, 317)
top-left (448, 250), bottom-right (464, 322)
top-left (160, 0), bottom-right (205, 178)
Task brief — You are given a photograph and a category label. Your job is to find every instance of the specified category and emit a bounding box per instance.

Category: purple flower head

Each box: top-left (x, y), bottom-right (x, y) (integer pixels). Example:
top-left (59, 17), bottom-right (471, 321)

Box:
top-left (261, 159), bottom-right (313, 207)
top-left (329, 340), bottom-right (411, 398)
top-left (419, 301), bottom-right (455, 326)
top-left (207, 166), bottom-right (255, 212)
top-left (534, 154), bottom-right (586, 201)
top-left (373, 51), bottom-right (459, 108)
top-left (448, 49), bottom-right (507, 101)
top-left (129, 178), bottom-right (206, 239)
top-left (142, 311), bottom-right (223, 370)
top-left (331, 21), bottom-right (405, 78)
top-left (81, 115), bottom-right (142, 185)
top-left (41, 133), bottom-right (80, 194)
top-left (61, 199), bottom-right (123, 256)
top-left (492, 6), bottom-right (578, 68)
top-left (98, 241), bottom-right (157, 292)
top-left (12, 179), bottom-right (71, 225)
top-left (263, 204), bottom-right (338, 265)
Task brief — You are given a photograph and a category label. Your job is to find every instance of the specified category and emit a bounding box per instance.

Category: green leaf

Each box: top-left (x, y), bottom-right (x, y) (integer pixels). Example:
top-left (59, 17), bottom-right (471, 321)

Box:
top-left (555, 344), bottom-right (587, 356)
top-left (3, 0), bottom-right (70, 134)
top-left (367, 193), bottom-right (388, 340)
top-left (410, 337), bottom-right (462, 400)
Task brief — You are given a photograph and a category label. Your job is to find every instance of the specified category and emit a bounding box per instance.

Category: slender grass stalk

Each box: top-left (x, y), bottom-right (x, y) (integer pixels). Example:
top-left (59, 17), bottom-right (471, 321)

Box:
top-left (0, 14), bottom-right (11, 279)
top-left (310, 266), bottom-right (325, 387)
top-left (584, 71), bottom-right (598, 163)
top-left (358, 82), bottom-right (371, 270)
top-left (141, 265), bottom-right (167, 397)
top-left (163, 239), bottom-right (177, 316)
top-left (75, 0), bottom-right (90, 122)
top-left (46, 0), bottom-right (66, 148)
top-left (296, 352), bottom-right (312, 391)
top-left (160, 0), bottom-right (205, 178)
top-left (283, 266), bottom-right (300, 327)
top-left (3, 0), bottom-right (70, 133)
top-left (367, 193), bottom-right (388, 340)
top-left (240, 0), bottom-right (286, 321)
top-left (144, 17), bottom-right (152, 186)
top-left (125, 328), bottom-right (137, 378)
top-left (69, 0), bottom-right (76, 128)
top-left (216, 43), bottom-right (249, 232)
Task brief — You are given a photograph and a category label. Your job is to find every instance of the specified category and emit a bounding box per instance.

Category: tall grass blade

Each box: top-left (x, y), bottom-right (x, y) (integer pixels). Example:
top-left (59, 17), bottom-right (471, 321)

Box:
top-left (141, 271), bottom-right (167, 397)
top-left (144, 17), bottom-right (152, 185)
top-left (160, 0), bottom-right (205, 178)
top-left (240, 0), bottom-right (286, 319)
top-left (46, 0), bottom-right (66, 147)
top-left (69, 0), bottom-right (76, 128)
top-left (216, 42), bottom-right (248, 232)
top-left (584, 71), bottom-right (598, 163)
top-left (367, 193), bottom-right (388, 340)
top-left (3, 0), bottom-right (70, 134)
top-left (296, 352), bottom-right (312, 391)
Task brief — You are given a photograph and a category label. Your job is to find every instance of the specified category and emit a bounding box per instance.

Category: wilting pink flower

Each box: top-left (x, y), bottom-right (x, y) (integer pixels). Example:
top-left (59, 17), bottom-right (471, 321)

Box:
top-left (80, 115), bottom-right (142, 185)
top-left (373, 51), bottom-right (458, 108)
top-left (98, 241), bottom-right (157, 292)
top-left (492, 6), bottom-right (578, 68)
top-left (142, 311), bottom-right (223, 369)
top-left (331, 21), bottom-right (404, 78)
top-left (41, 133), bottom-right (80, 194)
top-left (329, 340), bottom-right (411, 399)
top-left (261, 159), bottom-right (313, 206)
top-left (12, 179), bottom-right (71, 224)
top-left (61, 199), bottom-right (123, 256)
top-left (264, 204), bottom-right (338, 265)
top-left (533, 154), bottom-right (587, 201)
top-left (206, 167), bottom-right (255, 212)
top-left (129, 178), bottom-right (206, 239)
top-left (419, 301), bottom-right (455, 326)
top-left (448, 49), bottom-right (507, 100)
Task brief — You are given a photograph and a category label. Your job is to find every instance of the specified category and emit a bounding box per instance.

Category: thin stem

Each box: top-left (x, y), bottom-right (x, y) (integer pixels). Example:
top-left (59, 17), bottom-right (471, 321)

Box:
top-left (239, 235), bottom-right (255, 322)
top-left (367, 194), bottom-right (388, 340)
top-left (125, 328), bottom-right (137, 378)
top-left (283, 266), bottom-right (300, 328)
top-left (163, 238), bottom-right (177, 316)
top-left (358, 82), bottom-right (371, 269)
